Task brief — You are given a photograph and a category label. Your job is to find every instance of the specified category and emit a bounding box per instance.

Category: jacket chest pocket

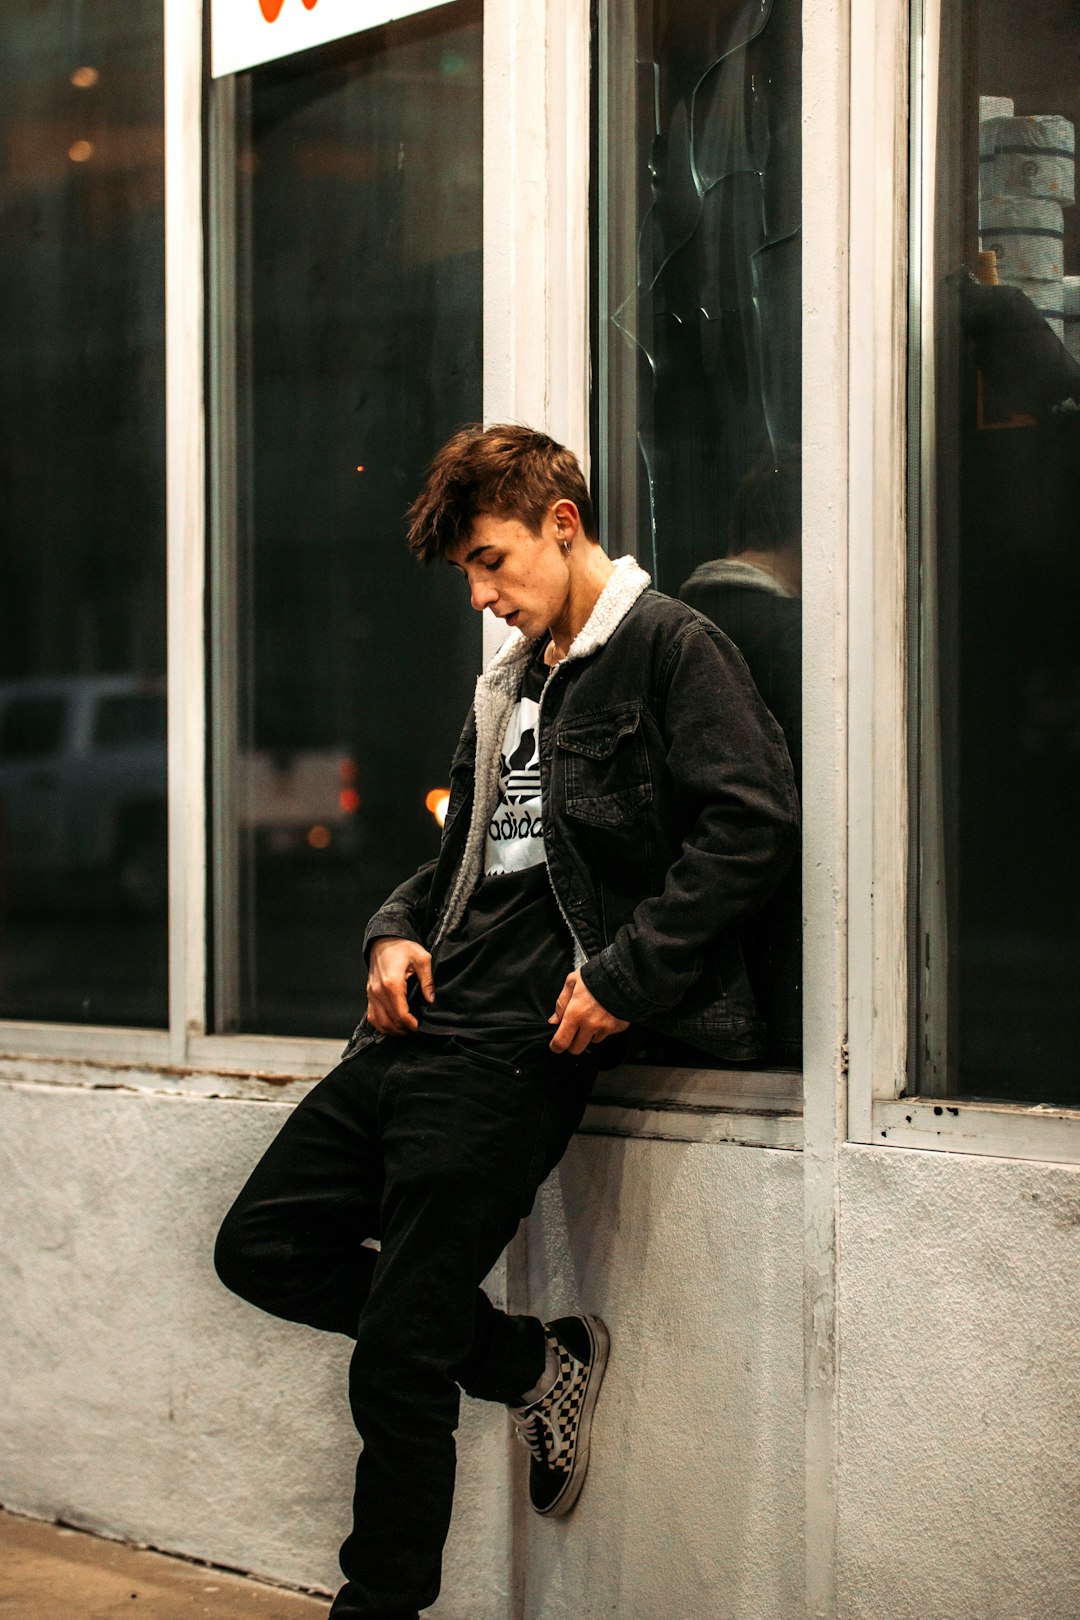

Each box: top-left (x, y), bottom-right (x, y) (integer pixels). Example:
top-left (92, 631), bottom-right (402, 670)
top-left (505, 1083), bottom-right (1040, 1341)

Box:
top-left (557, 709), bottom-right (653, 828)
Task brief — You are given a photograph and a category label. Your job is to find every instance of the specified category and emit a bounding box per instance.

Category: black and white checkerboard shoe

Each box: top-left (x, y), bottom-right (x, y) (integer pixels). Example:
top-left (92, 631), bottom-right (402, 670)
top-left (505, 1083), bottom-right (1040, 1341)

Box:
top-left (509, 1314), bottom-right (610, 1517)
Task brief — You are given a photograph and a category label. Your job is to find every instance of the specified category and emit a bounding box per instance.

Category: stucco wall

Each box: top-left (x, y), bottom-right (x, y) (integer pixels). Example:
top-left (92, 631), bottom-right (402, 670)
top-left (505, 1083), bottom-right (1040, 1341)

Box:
top-left (0, 1082), bottom-right (511, 1618)
top-left (837, 1143), bottom-right (1080, 1620)
top-left (519, 1135), bottom-right (805, 1620)
top-left (7, 1081), bottom-right (1080, 1618)
top-left (0, 1081), bottom-right (805, 1620)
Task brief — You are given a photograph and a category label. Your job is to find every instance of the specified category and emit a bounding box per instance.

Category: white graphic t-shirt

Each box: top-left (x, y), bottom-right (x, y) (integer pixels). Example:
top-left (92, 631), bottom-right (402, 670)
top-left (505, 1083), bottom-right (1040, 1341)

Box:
top-left (485, 695), bottom-right (544, 874)
top-left (419, 651), bottom-right (573, 1037)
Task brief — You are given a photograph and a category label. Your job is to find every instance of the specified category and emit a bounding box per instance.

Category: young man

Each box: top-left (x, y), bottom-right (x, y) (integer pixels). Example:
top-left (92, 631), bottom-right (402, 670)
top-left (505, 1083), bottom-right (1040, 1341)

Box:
top-left (214, 425), bottom-right (798, 1620)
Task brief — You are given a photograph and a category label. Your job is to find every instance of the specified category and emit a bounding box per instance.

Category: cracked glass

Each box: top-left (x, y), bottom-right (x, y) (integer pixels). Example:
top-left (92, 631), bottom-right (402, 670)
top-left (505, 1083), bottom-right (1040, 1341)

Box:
top-left (596, 0), bottom-right (802, 1066)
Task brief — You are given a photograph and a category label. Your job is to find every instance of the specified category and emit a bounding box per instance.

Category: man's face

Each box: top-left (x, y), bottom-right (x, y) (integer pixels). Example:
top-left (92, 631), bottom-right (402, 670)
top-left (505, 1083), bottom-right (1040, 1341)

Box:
top-left (448, 507), bottom-right (574, 640)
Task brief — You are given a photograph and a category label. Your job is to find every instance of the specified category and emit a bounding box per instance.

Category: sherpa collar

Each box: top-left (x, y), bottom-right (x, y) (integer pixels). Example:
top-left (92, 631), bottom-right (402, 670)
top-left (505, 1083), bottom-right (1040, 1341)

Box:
top-left (479, 554), bottom-right (652, 696)
top-left (431, 554), bottom-right (652, 955)
top-left (682, 557), bottom-right (794, 599)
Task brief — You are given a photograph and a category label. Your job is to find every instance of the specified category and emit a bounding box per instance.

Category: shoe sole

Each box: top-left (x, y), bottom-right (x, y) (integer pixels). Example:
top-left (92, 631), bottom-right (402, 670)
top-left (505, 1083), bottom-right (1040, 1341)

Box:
top-left (535, 1313), bottom-right (610, 1519)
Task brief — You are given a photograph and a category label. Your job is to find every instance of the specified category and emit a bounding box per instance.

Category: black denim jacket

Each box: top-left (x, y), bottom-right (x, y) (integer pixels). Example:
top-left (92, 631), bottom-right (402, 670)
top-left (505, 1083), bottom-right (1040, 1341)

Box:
top-left (358, 561), bottom-right (799, 1062)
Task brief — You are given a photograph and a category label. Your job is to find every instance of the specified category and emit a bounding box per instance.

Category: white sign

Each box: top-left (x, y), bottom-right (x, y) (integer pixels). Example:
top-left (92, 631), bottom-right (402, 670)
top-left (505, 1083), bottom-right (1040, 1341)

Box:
top-left (211, 0), bottom-right (447, 78)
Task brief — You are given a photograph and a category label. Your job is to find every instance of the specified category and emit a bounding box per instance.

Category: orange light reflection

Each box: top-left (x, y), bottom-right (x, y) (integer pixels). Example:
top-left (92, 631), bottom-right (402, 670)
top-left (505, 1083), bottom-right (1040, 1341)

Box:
top-left (425, 788), bottom-right (450, 829)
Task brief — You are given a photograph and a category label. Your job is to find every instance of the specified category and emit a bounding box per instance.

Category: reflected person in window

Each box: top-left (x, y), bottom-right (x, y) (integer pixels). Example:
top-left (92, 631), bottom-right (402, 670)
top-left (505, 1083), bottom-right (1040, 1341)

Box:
top-left (679, 445), bottom-right (803, 1066)
top-left (214, 425), bottom-right (798, 1620)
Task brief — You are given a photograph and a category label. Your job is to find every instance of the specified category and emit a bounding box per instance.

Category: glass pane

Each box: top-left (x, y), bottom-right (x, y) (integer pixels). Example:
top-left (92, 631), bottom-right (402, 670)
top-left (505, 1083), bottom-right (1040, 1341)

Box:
top-left (0, 4), bottom-right (168, 1027)
top-left (912, 0), bottom-right (1080, 1104)
top-left (0, 698), bottom-right (68, 761)
top-left (595, 0), bottom-right (803, 1065)
top-left (216, 6), bottom-right (483, 1037)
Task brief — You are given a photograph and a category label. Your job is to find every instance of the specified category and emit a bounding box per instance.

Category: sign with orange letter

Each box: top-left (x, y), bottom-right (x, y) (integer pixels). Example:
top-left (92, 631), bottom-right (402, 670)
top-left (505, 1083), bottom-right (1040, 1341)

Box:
top-left (211, 0), bottom-right (445, 77)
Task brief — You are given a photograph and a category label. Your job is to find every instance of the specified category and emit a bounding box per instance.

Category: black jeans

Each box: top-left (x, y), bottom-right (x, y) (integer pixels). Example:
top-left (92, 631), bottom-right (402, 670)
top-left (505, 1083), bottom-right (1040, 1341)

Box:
top-left (214, 1029), bottom-right (596, 1620)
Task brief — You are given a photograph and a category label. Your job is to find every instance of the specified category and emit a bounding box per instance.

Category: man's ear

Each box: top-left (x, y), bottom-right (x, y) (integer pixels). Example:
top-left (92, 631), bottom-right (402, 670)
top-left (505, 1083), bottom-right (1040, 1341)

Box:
top-left (551, 499), bottom-right (582, 544)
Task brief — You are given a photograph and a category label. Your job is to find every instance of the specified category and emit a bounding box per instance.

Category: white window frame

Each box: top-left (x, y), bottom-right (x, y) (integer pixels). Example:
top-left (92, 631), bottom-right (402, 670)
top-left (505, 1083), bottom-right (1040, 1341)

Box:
top-left (0, 0), bottom-right (555, 1082)
top-left (0, 0), bottom-right (817, 1150)
top-left (844, 0), bottom-right (1080, 1166)
top-left (0, 0), bottom-right (203, 1076)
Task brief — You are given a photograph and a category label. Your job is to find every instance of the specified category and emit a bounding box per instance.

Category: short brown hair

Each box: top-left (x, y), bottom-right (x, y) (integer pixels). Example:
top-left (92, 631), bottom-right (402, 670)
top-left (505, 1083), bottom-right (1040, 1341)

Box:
top-left (729, 444), bottom-right (801, 556)
top-left (406, 423), bottom-right (597, 563)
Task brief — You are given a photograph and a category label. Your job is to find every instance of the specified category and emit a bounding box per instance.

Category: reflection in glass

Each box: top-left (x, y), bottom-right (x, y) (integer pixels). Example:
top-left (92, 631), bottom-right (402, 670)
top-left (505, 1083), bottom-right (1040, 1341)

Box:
top-left (217, 5), bottom-right (482, 1037)
top-left (596, 0), bottom-right (802, 1064)
top-left (0, 3), bottom-right (167, 1027)
top-left (913, 0), bottom-right (1080, 1105)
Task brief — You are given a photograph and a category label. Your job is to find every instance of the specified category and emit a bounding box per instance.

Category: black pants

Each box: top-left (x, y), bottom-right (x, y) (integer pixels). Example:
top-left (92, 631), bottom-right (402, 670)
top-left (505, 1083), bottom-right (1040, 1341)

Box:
top-left (214, 1029), bottom-right (596, 1620)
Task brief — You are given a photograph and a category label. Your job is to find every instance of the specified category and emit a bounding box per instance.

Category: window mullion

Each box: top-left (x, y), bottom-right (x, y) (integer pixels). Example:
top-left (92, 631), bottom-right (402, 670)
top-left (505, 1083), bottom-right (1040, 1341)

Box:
top-left (846, 0), bottom-right (911, 1139)
top-left (165, 0), bottom-right (209, 1059)
top-left (481, 0), bottom-right (590, 666)
top-left (481, 0), bottom-right (589, 441)
top-left (207, 73), bottom-right (243, 1035)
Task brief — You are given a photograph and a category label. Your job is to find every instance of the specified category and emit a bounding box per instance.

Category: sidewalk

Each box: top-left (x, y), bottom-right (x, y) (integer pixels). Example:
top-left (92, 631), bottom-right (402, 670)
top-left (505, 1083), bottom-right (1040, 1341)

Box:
top-left (0, 1509), bottom-right (329, 1619)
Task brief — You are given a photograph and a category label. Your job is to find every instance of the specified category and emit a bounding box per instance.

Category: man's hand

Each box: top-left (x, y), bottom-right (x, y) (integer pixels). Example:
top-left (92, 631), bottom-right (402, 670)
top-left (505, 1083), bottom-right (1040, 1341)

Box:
top-left (548, 971), bottom-right (629, 1056)
top-left (366, 937), bottom-right (435, 1035)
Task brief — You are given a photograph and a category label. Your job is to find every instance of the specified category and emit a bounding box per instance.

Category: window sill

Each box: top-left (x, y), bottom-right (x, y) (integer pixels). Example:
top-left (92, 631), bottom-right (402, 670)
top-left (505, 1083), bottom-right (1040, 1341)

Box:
top-left (585, 1063), bottom-right (803, 1147)
top-left (869, 1097), bottom-right (1080, 1166)
top-left (0, 1020), bottom-right (172, 1067)
top-left (0, 1032), bottom-right (805, 1145)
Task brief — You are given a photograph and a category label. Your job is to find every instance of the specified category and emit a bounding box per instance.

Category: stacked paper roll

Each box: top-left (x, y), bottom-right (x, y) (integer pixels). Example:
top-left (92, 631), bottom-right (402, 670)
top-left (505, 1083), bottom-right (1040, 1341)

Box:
top-left (979, 96), bottom-right (1014, 122)
top-left (978, 103), bottom-right (1076, 347)
top-left (979, 101), bottom-right (1015, 189)
top-left (981, 115), bottom-right (1075, 206)
top-left (979, 197), bottom-right (1064, 281)
top-left (1065, 277), bottom-right (1080, 364)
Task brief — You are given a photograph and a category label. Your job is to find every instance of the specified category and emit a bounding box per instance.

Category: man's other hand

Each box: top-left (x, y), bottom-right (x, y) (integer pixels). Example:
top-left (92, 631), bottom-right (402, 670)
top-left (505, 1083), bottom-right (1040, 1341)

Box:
top-left (549, 971), bottom-right (629, 1056)
top-left (366, 937), bottom-right (435, 1034)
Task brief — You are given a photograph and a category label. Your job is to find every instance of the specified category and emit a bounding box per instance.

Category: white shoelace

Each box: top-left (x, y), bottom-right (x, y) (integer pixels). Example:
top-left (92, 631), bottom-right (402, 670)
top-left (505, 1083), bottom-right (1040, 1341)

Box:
top-left (510, 1406), bottom-right (548, 1461)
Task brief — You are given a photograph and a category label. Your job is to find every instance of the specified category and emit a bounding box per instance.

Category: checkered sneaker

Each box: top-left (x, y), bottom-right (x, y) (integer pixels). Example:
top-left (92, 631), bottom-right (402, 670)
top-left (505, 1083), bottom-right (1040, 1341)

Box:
top-left (510, 1314), bottom-right (610, 1517)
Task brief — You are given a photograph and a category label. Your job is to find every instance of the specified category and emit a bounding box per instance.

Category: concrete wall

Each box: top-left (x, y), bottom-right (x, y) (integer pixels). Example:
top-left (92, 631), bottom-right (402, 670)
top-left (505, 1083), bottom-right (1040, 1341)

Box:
top-left (6, 1079), bottom-right (1080, 1620)
top-left (0, 1080), bottom-right (805, 1619)
top-left (836, 1144), bottom-right (1080, 1620)
top-left (0, 1082), bottom-right (512, 1619)
top-left (520, 1136), bottom-right (805, 1620)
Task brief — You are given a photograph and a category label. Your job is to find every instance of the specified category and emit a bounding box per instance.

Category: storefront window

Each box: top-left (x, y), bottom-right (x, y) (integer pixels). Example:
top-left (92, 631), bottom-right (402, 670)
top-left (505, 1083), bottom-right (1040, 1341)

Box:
top-left (212, 4), bottom-right (482, 1037)
top-left (0, 3), bottom-right (168, 1026)
top-left (595, 0), bottom-right (802, 1065)
top-left (911, 0), bottom-right (1080, 1103)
